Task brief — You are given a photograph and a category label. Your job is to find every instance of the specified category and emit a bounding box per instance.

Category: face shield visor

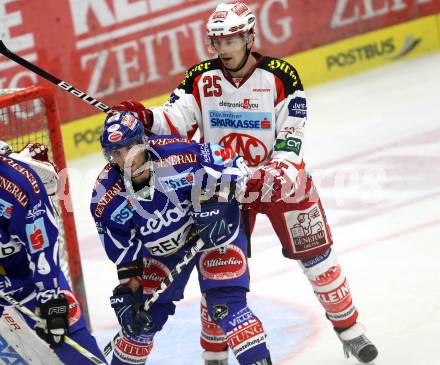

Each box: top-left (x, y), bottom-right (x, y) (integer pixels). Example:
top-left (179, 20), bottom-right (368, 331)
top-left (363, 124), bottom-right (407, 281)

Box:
top-left (207, 33), bottom-right (250, 55)
top-left (103, 134), bottom-right (148, 168)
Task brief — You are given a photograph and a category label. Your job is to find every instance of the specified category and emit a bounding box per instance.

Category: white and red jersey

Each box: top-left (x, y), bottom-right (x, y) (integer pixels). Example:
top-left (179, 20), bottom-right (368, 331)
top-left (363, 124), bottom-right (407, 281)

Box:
top-left (150, 53), bottom-right (307, 169)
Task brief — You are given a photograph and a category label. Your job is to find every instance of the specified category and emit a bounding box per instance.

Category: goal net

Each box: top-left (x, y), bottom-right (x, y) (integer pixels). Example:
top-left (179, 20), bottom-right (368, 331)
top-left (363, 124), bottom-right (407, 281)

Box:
top-left (0, 85), bottom-right (89, 322)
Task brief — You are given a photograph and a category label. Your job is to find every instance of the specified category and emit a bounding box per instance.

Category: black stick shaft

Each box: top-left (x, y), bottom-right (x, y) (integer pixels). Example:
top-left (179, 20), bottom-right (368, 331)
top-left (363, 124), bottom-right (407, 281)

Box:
top-left (0, 40), bottom-right (111, 114)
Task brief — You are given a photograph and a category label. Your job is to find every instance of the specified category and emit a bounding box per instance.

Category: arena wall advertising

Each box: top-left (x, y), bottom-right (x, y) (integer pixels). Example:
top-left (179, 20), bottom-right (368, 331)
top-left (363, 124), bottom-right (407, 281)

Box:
top-left (0, 0), bottom-right (439, 159)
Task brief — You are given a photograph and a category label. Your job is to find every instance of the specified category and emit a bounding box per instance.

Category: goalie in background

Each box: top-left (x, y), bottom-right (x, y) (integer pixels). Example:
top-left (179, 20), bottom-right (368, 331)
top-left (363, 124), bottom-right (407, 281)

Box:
top-left (0, 141), bottom-right (107, 364)
top-left (90, 112), bottom-right (272, 365)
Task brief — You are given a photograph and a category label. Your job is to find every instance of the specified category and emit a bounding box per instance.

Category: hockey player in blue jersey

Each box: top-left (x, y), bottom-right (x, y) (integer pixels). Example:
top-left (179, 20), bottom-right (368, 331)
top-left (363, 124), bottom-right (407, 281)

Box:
top-left (91, 111), bottom-right (272, 365)
top-left (0, 141), bottom-right (107, 365)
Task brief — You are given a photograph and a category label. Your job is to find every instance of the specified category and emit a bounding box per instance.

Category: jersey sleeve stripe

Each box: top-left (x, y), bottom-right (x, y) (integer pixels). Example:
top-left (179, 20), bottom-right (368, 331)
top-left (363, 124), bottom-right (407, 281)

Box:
top-left (163, 112), bottom-right (181, 136)
top-left (193, 74), bottom-right (203, 109)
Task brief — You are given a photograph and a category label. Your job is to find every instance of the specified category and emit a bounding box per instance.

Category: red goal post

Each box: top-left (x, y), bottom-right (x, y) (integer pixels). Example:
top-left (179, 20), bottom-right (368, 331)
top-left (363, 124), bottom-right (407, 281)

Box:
top-left (0, 86), bottom-right (90, 324)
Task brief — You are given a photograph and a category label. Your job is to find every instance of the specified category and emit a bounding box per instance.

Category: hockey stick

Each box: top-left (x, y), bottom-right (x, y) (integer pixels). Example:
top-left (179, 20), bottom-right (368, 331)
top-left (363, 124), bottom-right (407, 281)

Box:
top-left (103, 238), bottom-right (205, 356)
top-left (0, 290), bottom-right (105, 365)
top-left (0, 40), bottom-right (111, 114)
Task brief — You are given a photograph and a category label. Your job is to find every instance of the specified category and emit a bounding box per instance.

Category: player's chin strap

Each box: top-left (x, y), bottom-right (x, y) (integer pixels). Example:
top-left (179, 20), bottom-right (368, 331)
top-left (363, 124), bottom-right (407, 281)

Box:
top-left (0, 290), bottom-right (105, 365)
top-left (103, 238), bottom-right (205, 356)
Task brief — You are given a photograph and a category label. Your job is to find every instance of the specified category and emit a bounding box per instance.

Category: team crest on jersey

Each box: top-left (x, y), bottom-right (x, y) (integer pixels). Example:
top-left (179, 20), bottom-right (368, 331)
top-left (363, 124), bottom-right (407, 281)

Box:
top-left (111, 200), bottom-right (134, 224)
top-left (219, 133), bottom-right (268, 167)
top-left (25, 217), bottom-right (49, 253)
top-left (0, 198), bottom-right (13, 219)
top-left (159, 172), bottom-right (194, 192)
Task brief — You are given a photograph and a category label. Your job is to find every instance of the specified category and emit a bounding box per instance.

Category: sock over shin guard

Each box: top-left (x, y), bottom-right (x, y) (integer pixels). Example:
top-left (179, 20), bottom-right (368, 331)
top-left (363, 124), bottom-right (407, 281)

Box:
top-left (205, 288), bottom-right (270, 365)
top-left (300, 249), bottom-right (358, 329)
top-left (200, 295), bottom-right (228, 352)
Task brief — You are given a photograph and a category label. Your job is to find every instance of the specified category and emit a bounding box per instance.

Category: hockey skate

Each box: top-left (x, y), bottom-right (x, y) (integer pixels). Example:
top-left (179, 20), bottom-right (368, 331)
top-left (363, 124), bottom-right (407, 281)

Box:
top-left (203, 351), bottom-right (272, 365)
top-left (203, 351), bottom-right (228, 365)
top-left (336, 323), bottom-right (378, 363)
top-left (204, 358), bottom-right (272, 365)
top-left (204, 361), bottom-right (228, 365)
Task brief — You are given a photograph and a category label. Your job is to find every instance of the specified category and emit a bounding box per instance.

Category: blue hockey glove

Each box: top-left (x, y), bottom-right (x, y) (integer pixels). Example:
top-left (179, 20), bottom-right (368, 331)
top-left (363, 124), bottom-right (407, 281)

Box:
top-left (110, 285), bottom-right (154, 337)
top-left (35, 289), bottom-right (69, 348)
top-left (192, 200), bottom-right (237, 251)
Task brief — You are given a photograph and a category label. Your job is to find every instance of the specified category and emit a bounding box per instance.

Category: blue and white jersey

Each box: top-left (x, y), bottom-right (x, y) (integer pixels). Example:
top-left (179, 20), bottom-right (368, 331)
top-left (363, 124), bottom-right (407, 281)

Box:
top-left (0, 155), bottom-right (60, 295)
top-left (90, 135), bottom-right (249, 265)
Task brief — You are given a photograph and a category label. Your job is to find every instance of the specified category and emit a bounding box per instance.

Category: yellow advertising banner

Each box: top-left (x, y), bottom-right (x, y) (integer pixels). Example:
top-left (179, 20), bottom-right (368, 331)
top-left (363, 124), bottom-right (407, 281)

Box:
top-left (290, 14), bottom-right (440, 88)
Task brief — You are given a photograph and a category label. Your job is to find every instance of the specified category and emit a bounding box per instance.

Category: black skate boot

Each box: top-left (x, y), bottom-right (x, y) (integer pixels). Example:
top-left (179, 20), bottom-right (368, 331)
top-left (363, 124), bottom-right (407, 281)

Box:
top-left (336, 323), bottom-right (378, 363)
top-left (202, 351), bottom-right (228, 365)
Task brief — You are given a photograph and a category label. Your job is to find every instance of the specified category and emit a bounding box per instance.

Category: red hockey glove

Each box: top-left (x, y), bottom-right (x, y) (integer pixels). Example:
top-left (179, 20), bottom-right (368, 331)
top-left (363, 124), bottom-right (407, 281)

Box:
top-left (111, 100), bottom-right (153, 133)
top-left (243, 158), bottom-right (302, 213)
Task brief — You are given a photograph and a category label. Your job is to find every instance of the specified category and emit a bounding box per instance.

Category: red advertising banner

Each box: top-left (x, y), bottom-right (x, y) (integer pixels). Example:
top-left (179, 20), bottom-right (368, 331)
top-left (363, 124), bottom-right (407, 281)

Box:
top-left (1, 0), bottom-right (439, 123)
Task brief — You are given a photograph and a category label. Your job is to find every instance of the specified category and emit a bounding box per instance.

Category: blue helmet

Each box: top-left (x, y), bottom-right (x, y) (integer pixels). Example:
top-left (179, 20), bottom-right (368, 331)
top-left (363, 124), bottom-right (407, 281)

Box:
top-left (100, 111), bottom-right (146, 163)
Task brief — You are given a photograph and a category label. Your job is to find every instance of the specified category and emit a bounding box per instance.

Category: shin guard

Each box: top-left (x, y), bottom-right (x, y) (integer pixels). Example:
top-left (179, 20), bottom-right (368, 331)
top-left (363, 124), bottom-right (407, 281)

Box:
top-left (300, 249), bottom-right (358, 329)
top-left (200, 295), bottom-right (228, 353)
top-left (206, 288), bottom-right (270, 365)
top-left (112, 332), bottom-right (153, 365)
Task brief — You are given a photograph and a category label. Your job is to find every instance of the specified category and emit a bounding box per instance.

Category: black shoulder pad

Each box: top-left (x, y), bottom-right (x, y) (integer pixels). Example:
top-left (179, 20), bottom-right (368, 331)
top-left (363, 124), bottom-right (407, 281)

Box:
top-left (178, 58), bottom-right (221, 93)
top-left (258, 56), bottom-right (303, 96)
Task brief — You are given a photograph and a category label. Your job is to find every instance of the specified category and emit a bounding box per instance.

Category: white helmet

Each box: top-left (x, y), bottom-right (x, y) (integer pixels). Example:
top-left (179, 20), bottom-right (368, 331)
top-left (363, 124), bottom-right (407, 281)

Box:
top-left (207, 2), bottom-right (256, 38)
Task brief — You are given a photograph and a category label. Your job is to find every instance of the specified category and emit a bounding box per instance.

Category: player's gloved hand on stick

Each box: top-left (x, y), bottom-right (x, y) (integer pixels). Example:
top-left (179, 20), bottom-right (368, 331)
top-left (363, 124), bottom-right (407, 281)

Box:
top-left (111, 100), bottom-right (153, 133)
top-left (35, 289), bottom-right (69, 348)
top-left (193, 199), bottom-right (233, 251)
top-left (244, 159), bottom-right (301, 212)
top-left (110, 285), bottom-right (154, 337)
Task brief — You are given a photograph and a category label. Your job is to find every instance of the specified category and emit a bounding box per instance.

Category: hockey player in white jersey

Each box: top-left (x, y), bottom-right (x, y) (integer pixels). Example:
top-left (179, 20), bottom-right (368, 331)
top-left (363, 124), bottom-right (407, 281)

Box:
top-left (111, 2), bottom-right (379, 364)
